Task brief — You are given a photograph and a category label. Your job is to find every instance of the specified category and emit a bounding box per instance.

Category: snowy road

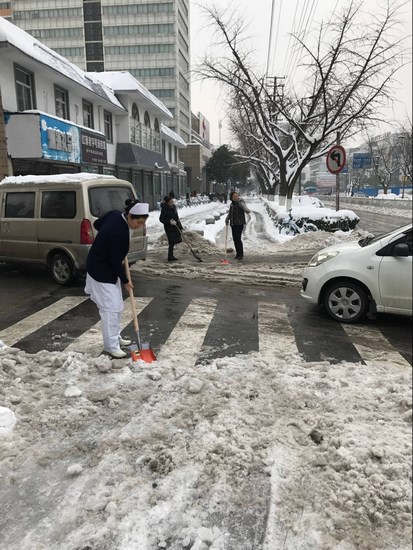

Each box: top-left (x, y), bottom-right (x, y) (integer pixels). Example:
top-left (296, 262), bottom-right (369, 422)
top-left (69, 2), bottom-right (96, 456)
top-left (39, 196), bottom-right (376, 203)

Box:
top-left (0, 197), bottom-right (411, 550)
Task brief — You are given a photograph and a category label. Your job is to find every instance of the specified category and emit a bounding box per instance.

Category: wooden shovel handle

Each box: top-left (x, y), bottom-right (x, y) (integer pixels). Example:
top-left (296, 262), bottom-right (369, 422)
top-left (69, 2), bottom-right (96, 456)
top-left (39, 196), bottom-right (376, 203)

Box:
top-left (124, 256), bottom-right (139, 333)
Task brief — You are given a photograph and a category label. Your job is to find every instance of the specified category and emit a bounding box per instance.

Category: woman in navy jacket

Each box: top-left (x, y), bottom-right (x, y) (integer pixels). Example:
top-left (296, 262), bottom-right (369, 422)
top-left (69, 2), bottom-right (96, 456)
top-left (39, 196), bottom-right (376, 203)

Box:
top-left (85, 200), bottom-right (149, 358)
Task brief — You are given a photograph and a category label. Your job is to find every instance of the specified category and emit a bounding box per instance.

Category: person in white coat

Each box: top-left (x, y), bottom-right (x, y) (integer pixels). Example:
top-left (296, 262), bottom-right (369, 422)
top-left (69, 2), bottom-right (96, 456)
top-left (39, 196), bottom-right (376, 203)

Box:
top-left (85, 200), bottom-right (149, 358)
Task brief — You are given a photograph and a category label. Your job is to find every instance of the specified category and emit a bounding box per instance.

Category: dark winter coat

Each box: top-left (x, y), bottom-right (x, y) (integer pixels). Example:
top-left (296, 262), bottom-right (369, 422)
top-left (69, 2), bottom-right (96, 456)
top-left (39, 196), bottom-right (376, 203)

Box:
top-left (159, 203), bottom-right (183, 245)
top-left (86, 210), bottom-right (130, 284)
top-left (225, 198), bottom-right (250, 226)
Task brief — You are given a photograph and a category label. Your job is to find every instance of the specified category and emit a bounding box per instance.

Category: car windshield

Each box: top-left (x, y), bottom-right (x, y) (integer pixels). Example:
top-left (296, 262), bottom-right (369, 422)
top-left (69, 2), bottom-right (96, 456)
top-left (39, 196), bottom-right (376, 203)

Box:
top-left (358, 224), bottom-right (412, 248)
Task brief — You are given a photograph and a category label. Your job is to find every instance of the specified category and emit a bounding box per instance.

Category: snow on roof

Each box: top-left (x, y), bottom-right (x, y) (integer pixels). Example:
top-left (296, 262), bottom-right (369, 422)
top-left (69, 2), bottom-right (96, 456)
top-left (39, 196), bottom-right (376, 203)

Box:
top-left (0, 17), bottom-right (125, 111)
top-left (87, 72), bottom-right (173, 119)
top-left (161, 124), bottom-right (187, 146)
top-left (0, 173), bottom-right (117, 186)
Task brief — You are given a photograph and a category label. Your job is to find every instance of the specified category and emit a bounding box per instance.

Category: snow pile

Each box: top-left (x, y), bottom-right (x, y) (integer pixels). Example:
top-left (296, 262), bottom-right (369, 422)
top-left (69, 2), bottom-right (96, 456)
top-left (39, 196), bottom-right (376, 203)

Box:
top-left (0, 343), bottom-right (411, 549)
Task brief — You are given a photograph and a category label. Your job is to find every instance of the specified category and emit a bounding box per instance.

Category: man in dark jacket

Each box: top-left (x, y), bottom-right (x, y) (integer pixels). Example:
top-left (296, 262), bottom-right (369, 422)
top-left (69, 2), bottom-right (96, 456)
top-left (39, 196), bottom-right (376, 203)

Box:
top-left (159, 196), bottom-right (183, 261)
top-left (225, 191), bottom-right (251, 260)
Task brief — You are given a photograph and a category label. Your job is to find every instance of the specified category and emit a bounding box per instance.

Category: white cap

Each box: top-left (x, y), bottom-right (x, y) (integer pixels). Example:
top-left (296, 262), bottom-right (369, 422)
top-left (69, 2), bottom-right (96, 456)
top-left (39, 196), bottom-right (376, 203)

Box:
top-left (129, 203), bottom-right (149, 216)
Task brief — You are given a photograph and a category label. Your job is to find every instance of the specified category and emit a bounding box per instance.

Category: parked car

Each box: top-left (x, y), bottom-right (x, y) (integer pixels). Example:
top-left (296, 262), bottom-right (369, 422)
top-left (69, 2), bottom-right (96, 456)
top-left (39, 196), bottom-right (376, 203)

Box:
top-left (301, 223), bottom-right (412, 322)
top-left (0, 173), bottom-right (147, 285)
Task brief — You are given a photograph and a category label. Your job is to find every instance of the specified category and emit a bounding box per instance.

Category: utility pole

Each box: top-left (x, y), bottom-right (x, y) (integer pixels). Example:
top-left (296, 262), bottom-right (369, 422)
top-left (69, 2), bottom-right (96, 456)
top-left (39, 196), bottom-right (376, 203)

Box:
top-left (218, 119), bottom-right (222, 146)
top-left (266, 76), bottom-right (285, 122)
top-left (335, 131), bottom-right (341, 211)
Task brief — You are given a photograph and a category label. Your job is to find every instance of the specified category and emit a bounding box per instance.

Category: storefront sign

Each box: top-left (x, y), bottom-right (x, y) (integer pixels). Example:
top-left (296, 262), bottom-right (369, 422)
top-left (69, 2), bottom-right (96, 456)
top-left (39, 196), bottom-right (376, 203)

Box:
top-left (81, 129), bottom-right (107, 165)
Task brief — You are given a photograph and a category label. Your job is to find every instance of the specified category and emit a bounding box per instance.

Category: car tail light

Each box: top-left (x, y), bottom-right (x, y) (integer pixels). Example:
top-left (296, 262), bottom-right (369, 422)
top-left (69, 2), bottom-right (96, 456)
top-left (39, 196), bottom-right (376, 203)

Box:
top-left (81, 219), bottom-right (94, 244)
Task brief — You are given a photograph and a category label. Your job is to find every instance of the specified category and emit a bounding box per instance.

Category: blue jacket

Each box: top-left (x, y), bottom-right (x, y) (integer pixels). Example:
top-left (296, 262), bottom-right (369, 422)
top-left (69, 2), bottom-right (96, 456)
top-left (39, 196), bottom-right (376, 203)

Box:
top-left (86, 210), bottom-right (129, 284)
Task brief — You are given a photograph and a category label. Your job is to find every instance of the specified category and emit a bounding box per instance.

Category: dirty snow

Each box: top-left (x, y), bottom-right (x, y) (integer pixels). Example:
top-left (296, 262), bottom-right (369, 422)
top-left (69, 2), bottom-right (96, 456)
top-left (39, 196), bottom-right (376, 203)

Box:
top-left (0, 197), bottom-right (411, 550)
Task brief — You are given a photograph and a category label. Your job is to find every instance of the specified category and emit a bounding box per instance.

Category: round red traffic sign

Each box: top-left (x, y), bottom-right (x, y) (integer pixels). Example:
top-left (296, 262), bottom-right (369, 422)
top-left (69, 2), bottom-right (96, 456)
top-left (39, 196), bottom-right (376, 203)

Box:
top-left (326, 145), bottom-right (346, 174)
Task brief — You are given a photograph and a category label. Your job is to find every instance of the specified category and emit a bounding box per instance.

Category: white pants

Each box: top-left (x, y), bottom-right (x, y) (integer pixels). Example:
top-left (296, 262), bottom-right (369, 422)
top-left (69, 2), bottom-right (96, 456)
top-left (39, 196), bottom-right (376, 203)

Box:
top-left (99, 310), bottom-right (122, 352)
top-left (85, 274), bottom-right (124, 352)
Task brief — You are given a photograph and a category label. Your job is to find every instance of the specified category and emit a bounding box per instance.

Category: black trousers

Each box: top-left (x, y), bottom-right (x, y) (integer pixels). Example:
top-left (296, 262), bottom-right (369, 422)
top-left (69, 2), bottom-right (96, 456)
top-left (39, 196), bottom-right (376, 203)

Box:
top-left (168, 243), bottom-right (175, 259)
top-left (231, 225), bottom-right (244, 258)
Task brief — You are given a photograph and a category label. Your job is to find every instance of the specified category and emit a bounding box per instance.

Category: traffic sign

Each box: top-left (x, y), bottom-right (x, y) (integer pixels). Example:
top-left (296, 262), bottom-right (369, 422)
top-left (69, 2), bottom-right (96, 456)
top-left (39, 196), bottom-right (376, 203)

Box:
top-left (326, 145), bottom-right (346, 174)
top-left (352, 153), bottom-right (371, 169)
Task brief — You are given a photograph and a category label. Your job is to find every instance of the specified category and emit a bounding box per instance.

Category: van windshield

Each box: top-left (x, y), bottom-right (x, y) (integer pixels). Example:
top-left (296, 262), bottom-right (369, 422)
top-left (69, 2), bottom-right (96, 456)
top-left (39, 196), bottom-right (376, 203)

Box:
top-left (89, 186), bottom-right (135, 218)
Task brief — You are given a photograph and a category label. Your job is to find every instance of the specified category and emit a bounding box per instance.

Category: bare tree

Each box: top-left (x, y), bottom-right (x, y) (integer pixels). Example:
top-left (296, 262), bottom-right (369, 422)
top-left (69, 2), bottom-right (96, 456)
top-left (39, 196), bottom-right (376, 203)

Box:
top-left (367, 133), bottom-right (402, 193)
top-left (196, 1), bottom-right (408, 206)
top-left (397, 118), bottom-right (413, 192)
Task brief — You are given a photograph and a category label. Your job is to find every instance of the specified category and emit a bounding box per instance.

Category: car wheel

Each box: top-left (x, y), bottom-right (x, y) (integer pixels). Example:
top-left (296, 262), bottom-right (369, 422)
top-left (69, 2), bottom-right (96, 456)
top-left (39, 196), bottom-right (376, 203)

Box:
top-left (50, 253), bottom-right (75, 285)
top-left (323, 281), bottom-right (368, 323)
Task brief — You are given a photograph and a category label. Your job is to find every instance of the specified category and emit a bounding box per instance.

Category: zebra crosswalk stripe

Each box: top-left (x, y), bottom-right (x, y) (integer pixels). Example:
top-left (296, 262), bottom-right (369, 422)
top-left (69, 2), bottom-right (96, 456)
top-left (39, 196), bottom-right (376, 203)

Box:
top-left (0, 296), bottom-right (89, 347)
top-left (342, 324), bottom-right (411, 368)
top-left (64, 297), bottom-right (153, 355)
top-left (258, 302), bottom-right (300, 359)
top-left (157, 298), bottom-right (217, 366)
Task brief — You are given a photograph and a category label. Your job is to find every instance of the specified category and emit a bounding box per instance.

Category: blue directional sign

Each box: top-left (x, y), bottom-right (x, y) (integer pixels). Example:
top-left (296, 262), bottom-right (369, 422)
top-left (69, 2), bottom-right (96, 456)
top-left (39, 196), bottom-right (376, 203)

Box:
top-left (352, 153), bottom-right (372, 169)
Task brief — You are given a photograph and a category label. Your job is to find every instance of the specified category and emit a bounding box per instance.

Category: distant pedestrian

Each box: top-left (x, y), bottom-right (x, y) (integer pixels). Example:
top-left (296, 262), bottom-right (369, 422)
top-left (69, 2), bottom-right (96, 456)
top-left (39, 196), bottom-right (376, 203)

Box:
top-left (85, 200), bottom-right (149, 359)
top-left (159, 196), bottom-right (183, 261)
top-left (225, 191), bottom-right (250, 260)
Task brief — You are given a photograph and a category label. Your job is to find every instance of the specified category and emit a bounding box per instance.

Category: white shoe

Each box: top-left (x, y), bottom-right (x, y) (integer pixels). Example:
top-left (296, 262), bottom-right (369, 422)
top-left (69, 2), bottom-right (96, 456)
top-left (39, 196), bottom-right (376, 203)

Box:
top-left (119, 337), bottom-right (132, 346)
top-left (105, 348), bottom-right (127, 359)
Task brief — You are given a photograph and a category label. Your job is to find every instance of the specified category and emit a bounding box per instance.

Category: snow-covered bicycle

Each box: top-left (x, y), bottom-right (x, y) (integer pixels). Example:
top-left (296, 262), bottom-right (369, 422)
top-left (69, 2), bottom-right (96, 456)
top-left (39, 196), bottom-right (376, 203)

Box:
top-left (278, 211), bottom-right (318, 236)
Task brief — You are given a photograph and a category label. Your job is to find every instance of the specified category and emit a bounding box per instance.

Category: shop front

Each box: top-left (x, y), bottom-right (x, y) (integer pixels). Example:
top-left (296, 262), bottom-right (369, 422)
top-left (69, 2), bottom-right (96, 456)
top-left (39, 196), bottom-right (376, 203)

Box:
top-left (4, 112), bottom-right (109, 176)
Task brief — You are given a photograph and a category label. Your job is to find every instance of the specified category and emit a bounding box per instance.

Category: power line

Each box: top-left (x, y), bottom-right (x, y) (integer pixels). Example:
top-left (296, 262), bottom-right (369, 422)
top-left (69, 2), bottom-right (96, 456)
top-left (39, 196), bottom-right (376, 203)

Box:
top-left (284, 0), bottom-right (314, 79)
top-left (281, 0), bottom-right (301, 76)
top-left (265, 0), bottom-right (277, 76)
top-left (269, 0), bottom-right (284, 76)
top-left (287, 0), bottom-right (319, 84)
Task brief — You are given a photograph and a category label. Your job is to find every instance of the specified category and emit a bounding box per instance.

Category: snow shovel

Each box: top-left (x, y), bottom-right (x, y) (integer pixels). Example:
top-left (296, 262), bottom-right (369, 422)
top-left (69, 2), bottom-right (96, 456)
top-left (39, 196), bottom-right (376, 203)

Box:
top-left (220, 224), bottom-right (230, 265)
top-left (176, 225), bottom-right (204, 262)
top-left (124, 257), bottom-right (156, 363)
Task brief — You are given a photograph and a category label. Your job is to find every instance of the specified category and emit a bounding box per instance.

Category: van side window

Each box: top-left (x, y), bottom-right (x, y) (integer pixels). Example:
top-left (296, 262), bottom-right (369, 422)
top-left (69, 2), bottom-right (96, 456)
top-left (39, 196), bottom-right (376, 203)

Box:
top-left (5, 192), bottom-right (35, 218)
top-left (41, 191), bottom-right (76, 219)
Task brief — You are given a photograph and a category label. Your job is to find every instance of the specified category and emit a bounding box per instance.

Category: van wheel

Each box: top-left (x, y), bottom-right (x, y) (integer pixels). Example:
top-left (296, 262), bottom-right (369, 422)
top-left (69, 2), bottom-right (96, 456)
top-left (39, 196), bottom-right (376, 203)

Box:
top-left (50, 254), bottom-right (75, 285)
top-left (323, 281), bottom-right (368, 323)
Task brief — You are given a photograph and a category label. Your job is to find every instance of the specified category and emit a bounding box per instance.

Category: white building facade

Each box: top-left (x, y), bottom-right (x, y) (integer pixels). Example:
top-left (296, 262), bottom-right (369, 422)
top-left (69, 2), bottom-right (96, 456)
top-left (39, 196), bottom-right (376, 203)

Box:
top-left (0, 16), bottom-right (187, 209)
top-left (8, 0), bottom-right (191, 143)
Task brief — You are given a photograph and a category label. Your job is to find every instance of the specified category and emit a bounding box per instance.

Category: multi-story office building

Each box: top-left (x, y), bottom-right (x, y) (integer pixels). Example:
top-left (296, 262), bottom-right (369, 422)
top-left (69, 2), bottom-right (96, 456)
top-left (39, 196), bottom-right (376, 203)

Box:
top-left (9, 0), bottom-right (191, 143)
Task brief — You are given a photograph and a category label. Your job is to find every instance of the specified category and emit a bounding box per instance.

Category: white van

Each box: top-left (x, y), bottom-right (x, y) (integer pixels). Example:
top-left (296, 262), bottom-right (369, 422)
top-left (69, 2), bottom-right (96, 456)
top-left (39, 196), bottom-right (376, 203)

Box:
top-left (0, 173), bottom-right (147, 285)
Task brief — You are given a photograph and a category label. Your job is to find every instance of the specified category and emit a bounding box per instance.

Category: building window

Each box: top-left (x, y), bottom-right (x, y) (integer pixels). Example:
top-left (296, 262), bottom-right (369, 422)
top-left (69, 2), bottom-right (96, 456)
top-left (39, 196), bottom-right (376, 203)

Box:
top-left (83, 1), bottom-right (101, 21)
top-left (130, 103), bottom-right (140, 144)
top-left (154, 119), bottom-right (160, 132)
top-left (86, 61), bottom-right (104, 72)
top-left (103, 110), bottom-right (113, 142)
top-left (144, 111), bottom-right (150, 128)
top-left (54, 85), bottom-right (69, 120)
top-left (14, 65), bottom-right (36, 111)
top-left (82, 100), bottom-right (94, 128)
top-left (84, 22), bottom-right (102, 41)
top-left (86, 42), bottom-right (103, 60)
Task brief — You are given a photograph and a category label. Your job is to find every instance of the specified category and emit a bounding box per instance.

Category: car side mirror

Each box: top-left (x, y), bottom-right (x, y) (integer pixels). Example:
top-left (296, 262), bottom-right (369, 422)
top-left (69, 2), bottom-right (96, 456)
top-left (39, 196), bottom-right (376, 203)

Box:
top-left (392, 243), bottom-right (410, 257)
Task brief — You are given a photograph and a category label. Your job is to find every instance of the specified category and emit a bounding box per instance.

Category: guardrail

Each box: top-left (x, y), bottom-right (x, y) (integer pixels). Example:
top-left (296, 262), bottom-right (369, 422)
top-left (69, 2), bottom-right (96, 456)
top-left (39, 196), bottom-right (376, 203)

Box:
top-left (321, 196), bottom-right (412, 212)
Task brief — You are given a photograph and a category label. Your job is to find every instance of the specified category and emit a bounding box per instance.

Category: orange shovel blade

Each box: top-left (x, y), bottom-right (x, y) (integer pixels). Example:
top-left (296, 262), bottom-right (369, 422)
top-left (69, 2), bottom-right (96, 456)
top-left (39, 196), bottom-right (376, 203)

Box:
top-left (220, 258), bottom-right (230, 265)
top-left (131, 348), bottom-right (157, 363)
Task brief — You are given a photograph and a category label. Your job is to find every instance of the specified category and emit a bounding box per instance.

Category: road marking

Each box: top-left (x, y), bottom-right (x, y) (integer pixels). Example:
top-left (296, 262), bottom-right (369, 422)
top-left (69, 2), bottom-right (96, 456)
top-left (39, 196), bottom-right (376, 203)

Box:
top-left (258, 302), bottom-right (300, 360)
top-left (157, 298), bottom-right (217, 366)
top-left (342, 324), bottom-right (411, 368)
top-left (65, 297), bottom-right (153, 355)
top-left (0, 297), bottom-right (89, 347)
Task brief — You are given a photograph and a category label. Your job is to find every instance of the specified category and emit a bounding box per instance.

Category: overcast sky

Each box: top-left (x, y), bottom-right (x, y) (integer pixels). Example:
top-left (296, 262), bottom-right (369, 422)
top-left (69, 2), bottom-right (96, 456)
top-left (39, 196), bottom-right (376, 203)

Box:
top-left (190, 0), bottom-right (413, 147)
